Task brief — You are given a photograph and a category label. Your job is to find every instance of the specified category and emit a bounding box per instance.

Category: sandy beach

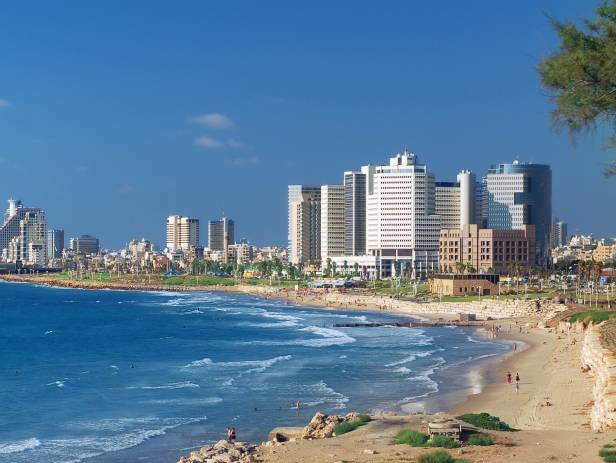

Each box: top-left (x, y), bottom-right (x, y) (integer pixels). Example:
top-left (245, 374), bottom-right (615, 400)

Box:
top-left (1, 275), bottom-right (609, 462)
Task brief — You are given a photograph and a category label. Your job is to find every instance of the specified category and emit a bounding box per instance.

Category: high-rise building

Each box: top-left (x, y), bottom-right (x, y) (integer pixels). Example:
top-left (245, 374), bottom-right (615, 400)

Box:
top-left (166, 215), bottom-right (199, 251)
top-left (485, 161), bottom-right (552, 266)
top-left (208, 217), bottom-right (235, 252)
top-left (457, 170), bottom-right (476, 228)
top-left (7, 209), bottom-right (48, 265)
top-left (70, 235), bottom-right (100, 255)
top-left (343, 170), bottom-right (368, 255)
top-left (435, 182), bottom-right (460, 230)
top-left (46, 229), bottom-right (64, 260)
top-left (288, 185), bottom-right (321, 266)
top-left (366, 151), bottom-right (441, 277)
top-left (320, 185), bottom-right (345, 265)
top-left (0, 199), bottom-right (44, 260)
top-left (551, 218), bottom-right (568, 249)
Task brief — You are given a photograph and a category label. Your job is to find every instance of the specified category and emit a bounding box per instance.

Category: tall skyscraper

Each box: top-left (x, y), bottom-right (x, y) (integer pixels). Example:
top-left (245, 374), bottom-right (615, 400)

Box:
top-left (288, 185), bottom-right (321, 266)
top-left (435, 182), bottom-right (460, 230)
top-left (70, 235), bottom-right (100, 255)
top-left (320, 185), bottom-right (345, 264)
top-left (166, 215), bottom-right (199, 251)
top-left (456, 170), bottom-right (476, 228)
top-left (7, 209), bottom-right (47, 265)
top-left (485, 161), bottom-right (552, 266)
top-left (343, 170), bottom-right (368, 255)
top-left (551, 218), bottom-right (568, 249)
top-left (366, 151), bottom-right (441, 277)
top-left (208, 217), bottom-right (235, 251)
top-left (47, 229), bottom-right (64, 260)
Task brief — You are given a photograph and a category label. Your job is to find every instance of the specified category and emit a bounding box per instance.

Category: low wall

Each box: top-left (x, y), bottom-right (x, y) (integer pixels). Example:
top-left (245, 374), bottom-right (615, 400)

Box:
top-left (581, 322), bottom-right (616, 431)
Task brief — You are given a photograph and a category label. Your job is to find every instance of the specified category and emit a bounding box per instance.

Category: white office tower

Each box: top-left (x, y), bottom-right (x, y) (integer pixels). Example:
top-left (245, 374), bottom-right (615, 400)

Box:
top-left (166, 215), bottom-right (200, 251)
top-left (435, 182), bottom-right (460, 229)
top-left (0, 198), bottom-right (45, 261)
top-left (366, 151), bottom-right (441, 278)
top-left (551, 218), bottom-right (568, 249)
top-left (7, 210), bottom-right (47, 265)
top-left (288, 185), bottom-right (321, 266)
top-left (456, 170), bottom-right (476, 228)
top-left (320, 185), bottom-right (345, 265)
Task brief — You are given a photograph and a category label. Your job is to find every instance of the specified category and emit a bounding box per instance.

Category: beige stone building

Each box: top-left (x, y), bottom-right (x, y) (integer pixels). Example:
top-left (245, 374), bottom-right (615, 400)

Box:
top-left (429, 273), bottom-right (500, 296)
top-left (593, 243), bottom-right (616, 263)
top-left (439, 224), bottom-right (535, 274)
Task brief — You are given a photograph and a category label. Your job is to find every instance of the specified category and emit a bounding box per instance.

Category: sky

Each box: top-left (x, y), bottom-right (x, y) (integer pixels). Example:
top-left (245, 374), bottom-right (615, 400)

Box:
top-left (0, 0), bottom-right (614, 249)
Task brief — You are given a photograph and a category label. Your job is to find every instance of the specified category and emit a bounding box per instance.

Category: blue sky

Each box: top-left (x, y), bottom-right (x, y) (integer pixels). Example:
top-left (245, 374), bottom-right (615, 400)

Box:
top-left (0, 0), bottom-right (614, 248)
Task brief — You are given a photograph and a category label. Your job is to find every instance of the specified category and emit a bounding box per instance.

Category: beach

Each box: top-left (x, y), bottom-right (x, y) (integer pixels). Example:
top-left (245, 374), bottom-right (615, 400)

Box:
top-left (0, 275), bottom-right (609, 463)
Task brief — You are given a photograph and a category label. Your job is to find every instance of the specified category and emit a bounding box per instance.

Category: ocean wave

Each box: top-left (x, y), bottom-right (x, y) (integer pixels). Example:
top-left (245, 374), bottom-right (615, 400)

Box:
top-left (303, 380), bottom-right (349, 409)
top-left (142, 397), bottom-right (223, 406)
top-left (47, 380), bottom-right (66, 388)
top-left (183, 355), bottom-right (292, 374)
top-left (0, 437), bottom-right (41, 454)
top-left (393, 366), bottom-right (411, 374)
top-left (384, 349), bottom-right (440, 367)
top-left (401, 357), bottom-right (447, 400)
top-left (296, 326), bottom-right (355, 347)
top-left (44, 330), bottom-right (54, 335)
top-left (127, 381), bottom-right (200, 390)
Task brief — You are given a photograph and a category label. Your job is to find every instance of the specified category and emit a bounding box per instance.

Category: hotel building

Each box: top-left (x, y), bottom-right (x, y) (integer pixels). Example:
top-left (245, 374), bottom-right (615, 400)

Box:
top-left (166, 215), bottom-right (200, 252)
top-left (7, 209), bottom-right (48, 265)
top-left (208, 217), bottom-right (234, 252)
top-left (320, 185), bottom-right (345, 264)
top-left (366, 151), bottom-right (441, 277)
top-left (439, 224), bottom-right (535, 274)
top-left (288, 185), bottom-right (321, 266)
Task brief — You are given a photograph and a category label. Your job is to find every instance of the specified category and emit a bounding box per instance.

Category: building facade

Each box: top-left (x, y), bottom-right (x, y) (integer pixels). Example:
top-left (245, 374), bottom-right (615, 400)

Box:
top-left (439, 224), bottom-right (536, 274)
top-left (7, 210), bottom-right (48, 265)
top-left (0, 199), bottom-right (45, 261)
top-left (70, 234), bottom-right (100, 256)
top-left (435, 182), bottom-right (461, 230)
top-left (320, 185), bottom-right (345, 265)
top-left (551, 218), bottom-right (568, 249)
top-left (166, 215), bottom-right (199, 252)
top-left (208, 217), bottom-right (235, 252)
top-left (288, 185), bottom-right (321, 266)
top-left (594, 243), bottom-right (616, 263)
top-left (366, 151), bottom-right (441, 277)
top-left (485, 161), bottom-right (551, 266)
top-left (47, 229), bottom-right (64, 260)
top-left (343, 170), bottom-right (369, 255)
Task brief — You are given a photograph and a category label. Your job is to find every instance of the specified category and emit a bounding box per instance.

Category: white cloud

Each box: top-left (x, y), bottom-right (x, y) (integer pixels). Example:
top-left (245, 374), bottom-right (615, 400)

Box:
top-left (0, 99), bottom-right (12, 108)
top-left (187, 113), bottom-right (234, 129)
top-left (226, 138), bottom-right (245, 149)
top-left (194, 136), bottom-right (225, 149)
top-left (225, 155), bottom-right (260, 167)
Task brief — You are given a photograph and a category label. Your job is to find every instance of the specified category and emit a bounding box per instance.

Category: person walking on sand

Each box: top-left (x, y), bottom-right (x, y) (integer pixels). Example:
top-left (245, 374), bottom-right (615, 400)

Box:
top-left (515, 372), bottom-right (520, 392)
top-left (506, 371), bottom-right (512, 385)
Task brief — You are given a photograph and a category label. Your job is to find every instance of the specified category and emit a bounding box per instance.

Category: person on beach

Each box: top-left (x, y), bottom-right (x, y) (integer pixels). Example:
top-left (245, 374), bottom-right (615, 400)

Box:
top-left (226, 427), bottom-right (233, 443)
top-left (513, 343), bottom-right (517, 352)
top-left (515, 372), bottom-right (520, 391)
top-left (507, 371), bottom-right (512, 384)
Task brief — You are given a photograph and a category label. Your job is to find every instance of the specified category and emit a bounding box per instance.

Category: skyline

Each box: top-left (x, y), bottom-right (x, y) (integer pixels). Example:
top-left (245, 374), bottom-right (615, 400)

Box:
top-left (1, 0), bottom-right (615, 248)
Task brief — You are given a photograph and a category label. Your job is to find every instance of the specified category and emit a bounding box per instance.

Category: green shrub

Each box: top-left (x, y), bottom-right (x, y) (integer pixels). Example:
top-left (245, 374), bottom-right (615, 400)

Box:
top-left (393, 428), bottom-right (429, 446)
top-left (456, 412), bottom-right (515, 431)
top-left (417, 450), bottom-right (469, 463)
top-left (427, 435), bottom-right (461, 449)
top-left (333, 416), bottom-right (370, 436)
top-left (601, 443), bottom-right (616, 462)
top-left (467, 434), bottom-right (494, 446)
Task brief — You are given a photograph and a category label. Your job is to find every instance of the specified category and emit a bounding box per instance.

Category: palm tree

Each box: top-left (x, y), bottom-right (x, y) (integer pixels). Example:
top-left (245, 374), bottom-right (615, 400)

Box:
top-left (455, 262), bottom-right (466, 275)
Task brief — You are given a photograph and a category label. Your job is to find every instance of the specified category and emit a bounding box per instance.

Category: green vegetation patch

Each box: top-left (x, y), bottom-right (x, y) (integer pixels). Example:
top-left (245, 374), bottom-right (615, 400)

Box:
top-left (600, 444), bottom-right (616, 462)
top-left (427, 436), bottom-right (461, 449)
top-left (393, 428), bottom-right (429, 446)
top-left (456, 413), bottom-right (515, 432)
top-left (333, 415), bottom-right (371, 436)
top-left (569, 311), bottom-right (616, 324)
top-left (417, 450), bottom-right (469, 463)
top-left (466, 434), bottom-right (494, 446)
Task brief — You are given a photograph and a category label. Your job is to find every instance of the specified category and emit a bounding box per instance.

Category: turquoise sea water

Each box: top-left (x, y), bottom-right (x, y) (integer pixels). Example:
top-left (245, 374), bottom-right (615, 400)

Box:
top-left (0, 282), bottom-right (508, 463)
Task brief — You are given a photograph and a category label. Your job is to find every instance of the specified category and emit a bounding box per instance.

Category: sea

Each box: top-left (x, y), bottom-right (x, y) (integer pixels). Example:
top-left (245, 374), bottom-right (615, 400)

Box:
top-left (0, 281), bottom-right (509, 463)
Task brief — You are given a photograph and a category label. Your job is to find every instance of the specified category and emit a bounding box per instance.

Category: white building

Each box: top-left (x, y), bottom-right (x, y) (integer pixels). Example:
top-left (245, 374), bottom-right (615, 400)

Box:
top-left (166, 215), bottom-right (199, 252)
top-left (7, 209), bottom-right (48, 265)
top-left (320, 185), bottom-right (345, 265)
top-left (366, 151), bottom-right (441, 278)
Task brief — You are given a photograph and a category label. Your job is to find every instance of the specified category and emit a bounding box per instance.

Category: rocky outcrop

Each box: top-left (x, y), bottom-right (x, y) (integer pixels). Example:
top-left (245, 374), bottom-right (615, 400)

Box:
top-left (301, 412), bottom-right (362, 439)
top-left (581, 322), bottom-right (616, 431)
top-left (177, 440), bottom-right (257, 463)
